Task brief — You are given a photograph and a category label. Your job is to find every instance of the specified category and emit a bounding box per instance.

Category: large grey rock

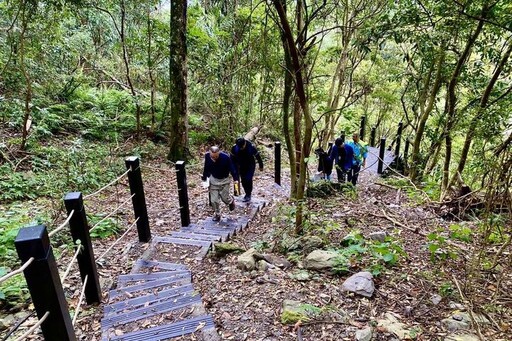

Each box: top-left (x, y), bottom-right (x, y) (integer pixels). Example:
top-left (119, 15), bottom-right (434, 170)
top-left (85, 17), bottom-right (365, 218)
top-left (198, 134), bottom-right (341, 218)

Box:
top-left (377, 312), bottom-right (421, 339)
top-left (0, 315), bottom-right (15, 331)
top-left (281, 300), bottom-right (321, 325)
top-left (342, 271), bottom-right (375, 297)
top-left (355, 327), bottom-right (373, 341)
top-left (237, 248), bottom-right (259, 271)
top-left (441, 312), bottom-right (489, 332)
top-left (304, 250), bottom-right (338, 270)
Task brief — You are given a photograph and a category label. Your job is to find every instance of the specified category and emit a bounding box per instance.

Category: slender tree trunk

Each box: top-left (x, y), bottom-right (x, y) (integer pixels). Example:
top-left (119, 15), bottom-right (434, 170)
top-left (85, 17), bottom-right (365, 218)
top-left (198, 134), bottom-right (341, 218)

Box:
top-left (449, 39), bottom-right (512, 187)
top-left (441, 5), bottom-right (487, 196)
top-left (19, 5), bottom-right (31, 151)
top-left (167, 0), bottom-right (189, 161)
top-left (147, 6), bottom-right (156, 130)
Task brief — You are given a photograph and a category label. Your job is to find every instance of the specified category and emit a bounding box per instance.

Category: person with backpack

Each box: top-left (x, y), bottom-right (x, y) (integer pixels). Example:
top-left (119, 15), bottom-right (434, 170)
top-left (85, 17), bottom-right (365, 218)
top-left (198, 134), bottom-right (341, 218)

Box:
top-left (230, 137), bottom-right (263, 202)
top-left (330, 137), bottom-right (354, 183)
top-left (346, 132), bottom-right (368, 186)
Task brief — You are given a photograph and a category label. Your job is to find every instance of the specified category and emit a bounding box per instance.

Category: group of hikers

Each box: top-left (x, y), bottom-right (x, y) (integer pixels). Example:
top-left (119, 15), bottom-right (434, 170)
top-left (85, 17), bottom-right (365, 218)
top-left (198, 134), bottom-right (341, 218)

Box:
top-left (200, 132), bottom-right (368, 222)
top-left (316, 132), bottom-right (368, 186)
top-left (201, 137), bottom-right (263, 222)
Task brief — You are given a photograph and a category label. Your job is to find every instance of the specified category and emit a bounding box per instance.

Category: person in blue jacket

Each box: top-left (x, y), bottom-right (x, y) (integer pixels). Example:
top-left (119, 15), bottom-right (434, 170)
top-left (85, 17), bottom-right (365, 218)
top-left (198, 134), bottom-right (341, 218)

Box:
top-left (231, 137), bottom-right (263, 202)
top-left (330, 137), bottom-right (354, 183)
top-left (202, 145), bottom-right (238, 221)
top-left (346, 132), bottom-right (368, 186)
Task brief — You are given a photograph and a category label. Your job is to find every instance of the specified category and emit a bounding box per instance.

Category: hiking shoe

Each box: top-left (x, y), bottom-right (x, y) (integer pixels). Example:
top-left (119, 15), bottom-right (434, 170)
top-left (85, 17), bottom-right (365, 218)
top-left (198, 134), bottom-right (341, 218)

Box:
top-left (229, 200), bottom-right (235, 211)
top-left (212, 214), bottom-right (221, 222)
top-left (242, 195), bottom-right (251, 202)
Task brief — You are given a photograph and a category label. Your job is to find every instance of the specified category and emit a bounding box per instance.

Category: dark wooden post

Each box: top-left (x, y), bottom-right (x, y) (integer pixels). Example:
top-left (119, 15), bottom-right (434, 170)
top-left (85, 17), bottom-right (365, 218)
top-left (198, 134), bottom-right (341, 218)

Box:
top-left (340, 133), bottom-right (345, 142)
top-left (64, 192), bottom-right (101, 304)
top-left (125, 156), bottom-right (151, 242)
top-left (395, 122), bottom-right (403, 156)
top-left (370, 127), bottom-right (376, 147)
top-left (404, 139), bottom-right (410, 169)
top-left (359, 116), bottom-right (366, 140)
top-left (274, 142), bottom-right (281, 186)
top-left (378, 138), bottom-right (386, 174)
top-left (175, 161), bottom-right (190, 227)
top-left (327, 142), bottom-right (333, 155)
top-left (15, 225), bottom-right (76, 341)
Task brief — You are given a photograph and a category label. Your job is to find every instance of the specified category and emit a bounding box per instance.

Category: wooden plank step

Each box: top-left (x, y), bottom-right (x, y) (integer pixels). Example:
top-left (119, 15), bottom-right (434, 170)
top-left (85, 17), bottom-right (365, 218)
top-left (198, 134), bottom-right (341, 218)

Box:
top-left (154, 236), bottom-right (212, 248)
top-left (104, 315), bottom-right (215, 341)
top-left (170, 231), bottom-right (222, 242)
top-left (104, 283), bottom-right (195, 316)
top-left (117, 270), bottom-right (191, 287)
top-left (134, 259), bottom-right (188, 272)
top-left (109, 274), bottom-right (191, 300)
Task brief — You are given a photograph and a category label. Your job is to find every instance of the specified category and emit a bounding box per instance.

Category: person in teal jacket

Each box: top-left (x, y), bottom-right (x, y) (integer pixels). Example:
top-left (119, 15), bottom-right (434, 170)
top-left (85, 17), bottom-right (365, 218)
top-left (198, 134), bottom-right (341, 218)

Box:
top-left (347, 132), bottom-right (368, 186)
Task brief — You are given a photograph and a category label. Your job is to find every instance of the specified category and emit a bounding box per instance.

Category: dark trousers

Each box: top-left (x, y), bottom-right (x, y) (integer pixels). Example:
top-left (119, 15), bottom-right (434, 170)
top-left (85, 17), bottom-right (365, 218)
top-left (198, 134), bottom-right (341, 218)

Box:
top-left (348, 164), bottom-right (361, 185)
top-left (240, 168), bottom-right (255, 197)
top-left (335, 164), bottom-right (346, 183)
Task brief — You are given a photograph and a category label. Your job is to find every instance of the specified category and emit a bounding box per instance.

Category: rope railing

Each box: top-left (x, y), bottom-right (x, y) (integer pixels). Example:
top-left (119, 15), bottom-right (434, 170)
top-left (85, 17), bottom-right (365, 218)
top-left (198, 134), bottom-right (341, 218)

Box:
top-left (48, 209), bottom-right (75, 238)
top-left (83, 168), bottom-right (131, 200)
top-left (60, 244), bottom-right (83, 284)
top-left (141, 164), bottom-right (179, 174)
top-left (72, 274), bottom-right (88, 326)
top-left (97, 217), bottom-right (139, 261)
top-left (13, 311), bottom-right (50, 341)
top-left (0, 257), bottom-right (34, 284)
top-left (89, 193), bottom-right (135, 232)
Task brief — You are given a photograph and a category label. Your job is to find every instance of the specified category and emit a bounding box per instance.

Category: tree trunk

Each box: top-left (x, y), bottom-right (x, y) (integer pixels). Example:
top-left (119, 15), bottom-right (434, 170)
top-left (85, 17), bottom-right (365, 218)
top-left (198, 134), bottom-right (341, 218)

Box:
top-left (449, 39), bottom-right (512, 187)
top-left (167, 0), bottom-right (189, 162)
top-left (19, 5), bottom-right (31, 151)
top-left (441, 5), bottom-right (487, 196)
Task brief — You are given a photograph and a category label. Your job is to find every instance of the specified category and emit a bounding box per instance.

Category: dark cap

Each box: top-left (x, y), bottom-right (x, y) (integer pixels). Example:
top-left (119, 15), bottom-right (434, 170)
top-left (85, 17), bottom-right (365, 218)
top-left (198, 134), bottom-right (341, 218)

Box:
top-left (236, 137), bottom-right (246, 148)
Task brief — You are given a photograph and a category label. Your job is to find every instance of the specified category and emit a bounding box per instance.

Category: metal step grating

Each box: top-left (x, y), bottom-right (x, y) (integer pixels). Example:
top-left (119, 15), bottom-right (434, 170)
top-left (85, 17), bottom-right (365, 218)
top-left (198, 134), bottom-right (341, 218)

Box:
top-left (117, 270), bottom-right (191, 287)
top-left (109, 274), bottom-right (191, 300)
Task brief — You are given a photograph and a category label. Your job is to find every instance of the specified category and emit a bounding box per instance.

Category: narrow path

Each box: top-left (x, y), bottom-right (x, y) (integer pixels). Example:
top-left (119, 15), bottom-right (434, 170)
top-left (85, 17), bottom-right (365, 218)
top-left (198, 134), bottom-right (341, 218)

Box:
top-left (100, 196), bottom-right (267, 340)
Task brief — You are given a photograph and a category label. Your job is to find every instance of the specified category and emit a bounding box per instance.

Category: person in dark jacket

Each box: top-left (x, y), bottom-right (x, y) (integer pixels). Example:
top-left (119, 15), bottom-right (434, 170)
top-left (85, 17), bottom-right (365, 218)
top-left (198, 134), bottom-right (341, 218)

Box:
top-left (202, 145), bottom-right (239, 221)
top-left (315, 147), bottom-right (333, 181)
top-left (330, 137), bottom-right (354, 183)
top-left (231, 137), bottom-right (263, 202)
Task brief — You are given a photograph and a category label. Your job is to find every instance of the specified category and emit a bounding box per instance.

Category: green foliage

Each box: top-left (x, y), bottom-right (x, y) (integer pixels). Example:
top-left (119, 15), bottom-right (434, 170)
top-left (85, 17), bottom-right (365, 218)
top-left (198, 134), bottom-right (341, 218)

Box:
top-left (426, 230), bottom-right (457, 262)
top-left (251, 240), bottom-right (270, 251)
top-left (449, 224), bottom-right (473, 243)
top-left (88, 216), bottom-right (120, 239)
top-left (439, 281), bottom-right (454, 297)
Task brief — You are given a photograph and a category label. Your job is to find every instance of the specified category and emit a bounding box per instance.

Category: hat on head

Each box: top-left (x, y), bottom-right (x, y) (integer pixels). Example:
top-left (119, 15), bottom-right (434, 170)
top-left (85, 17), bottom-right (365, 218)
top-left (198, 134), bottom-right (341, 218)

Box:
top-left (236, 137), bottom-right (246, 147)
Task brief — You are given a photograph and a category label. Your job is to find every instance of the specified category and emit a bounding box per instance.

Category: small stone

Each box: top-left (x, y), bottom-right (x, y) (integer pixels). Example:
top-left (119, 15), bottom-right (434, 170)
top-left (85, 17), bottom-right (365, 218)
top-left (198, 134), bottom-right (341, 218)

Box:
top-left (304, 250), bottom-right (338, 271)
top-left (341, 272), bottom-right (375, 298)
top-left (448, 301), bottom-right (465, 310)
top-left (368, 231), bottom-right (387, 242)
top-left (237, 248), bottom-right (259, 271)
top-left (302, 236), bottom-right (324, 254)
top-left (290, 270), bottom-right (311, 281)
top-left (0, 315), bottom-right (15, 331)
top-left (257, 260), bottom-right (270, 271)
top-left (431, 294), bottom-right (442, 305)
top-left (355, 327), bottom-right (373, 341)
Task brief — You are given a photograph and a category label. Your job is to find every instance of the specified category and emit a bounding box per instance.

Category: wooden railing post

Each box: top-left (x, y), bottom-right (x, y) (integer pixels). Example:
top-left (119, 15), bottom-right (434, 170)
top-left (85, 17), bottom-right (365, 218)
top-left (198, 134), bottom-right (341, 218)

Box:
top-left (340, 133), bottom-right (345, 142)
top-left (378, 138), bottom-right (386, 174)
top-left (370, 127), bottom-right (376, 147)
top-left (395, 122), bottom-right (403, 157)
top-left (359, 116), bottom-right (366, 140)
top-left (274, 142), bottom-right (281, 186)
top-left (15, 225), bottom-right (76, 341)
top-left (404, 139), bottom-right (410, 172)
top-left (175, 161), bottom-right (190, 227)
top-left (64, 192), bottom-right (101, 304)
top-left (125, 156), bottom-right (151, 242)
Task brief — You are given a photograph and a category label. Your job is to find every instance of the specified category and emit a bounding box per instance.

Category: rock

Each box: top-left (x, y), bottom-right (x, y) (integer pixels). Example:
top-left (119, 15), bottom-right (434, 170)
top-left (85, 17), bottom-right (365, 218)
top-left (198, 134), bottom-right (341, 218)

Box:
top-left (448, 301), bottom-right (465, 310)
top-left (355, 327), bottom-right (373, 341)
top-left (213, 242), bottom-right (245, 257)
top-left (280, 300), bottom-right (321, 325)
top-left (260, 254), bottom-right (292, 269)
top-left (368, 231), bottom-right (387, 242)
top-left (0, 315), bottom-right (15, 331)
top-left (237, 248), bottom-right (259, 271)
top-left (444, 333), bottom-right (480, 341)
top-left (431, 294), bottom-right (442, 305)
top-left (377, 312), bottom-right (421, 339)
top-left (289, 270), bottom-right (311, 281)
top-left (304, 250), bottom-right (338, 271)
top-left (441, 312), bottom-right (489, 332)
top-left (302, 236), bottom-right (324, 254)
top-left (341, 271), bottom-right (375, 298)
top-left (257, 260), bottom-right (270, 271)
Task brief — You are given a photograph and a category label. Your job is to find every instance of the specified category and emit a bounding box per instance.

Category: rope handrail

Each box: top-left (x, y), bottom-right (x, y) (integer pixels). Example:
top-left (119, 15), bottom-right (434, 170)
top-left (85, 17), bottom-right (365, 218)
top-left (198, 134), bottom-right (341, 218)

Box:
top-left (13, 311), bottom-right (49, 341)
top-left (89, 193), bottom-right (135, 232)
top-left (60, 244), bottom-right (83, 284)
top-left (97, 217), bottom-right (139, 261)
top-left (72, 274), bottom-right (88, 326)
top-left (83, 168), bottom-right (131, 200)
top-left (141, 164), bottom-right (179, 173)
top-left (0, 257), bottom-right (34, 284)
top-left (48, 209), bottom-right (75, 238)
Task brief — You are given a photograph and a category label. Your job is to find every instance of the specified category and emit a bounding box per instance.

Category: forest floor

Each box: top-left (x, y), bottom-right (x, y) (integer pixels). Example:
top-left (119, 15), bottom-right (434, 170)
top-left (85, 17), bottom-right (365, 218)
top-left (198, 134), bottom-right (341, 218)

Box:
top-left (2, 142), bottom-right (511, 340)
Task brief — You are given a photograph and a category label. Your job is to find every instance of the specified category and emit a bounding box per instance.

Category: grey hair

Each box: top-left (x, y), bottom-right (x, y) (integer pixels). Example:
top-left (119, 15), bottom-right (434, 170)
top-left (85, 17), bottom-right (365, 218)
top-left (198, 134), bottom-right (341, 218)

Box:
top-left (352, 132), bottom-right (360, 138)
top-left (210, 145), bottom-right (220, 153)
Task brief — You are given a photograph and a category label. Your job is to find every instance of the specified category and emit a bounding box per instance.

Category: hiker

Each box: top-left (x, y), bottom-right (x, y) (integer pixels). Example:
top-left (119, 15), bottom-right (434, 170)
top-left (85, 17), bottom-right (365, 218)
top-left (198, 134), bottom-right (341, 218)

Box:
top-left (230, 137), bottom-right (263, 202)
top-left (347, 132), bottom-right (368, 186)
top-left (330, 137), bottom-right (354, 183)
top-left (314, 147), bottom-right (333, 181)
top-left (201, 145), bottom-right (238, 221)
